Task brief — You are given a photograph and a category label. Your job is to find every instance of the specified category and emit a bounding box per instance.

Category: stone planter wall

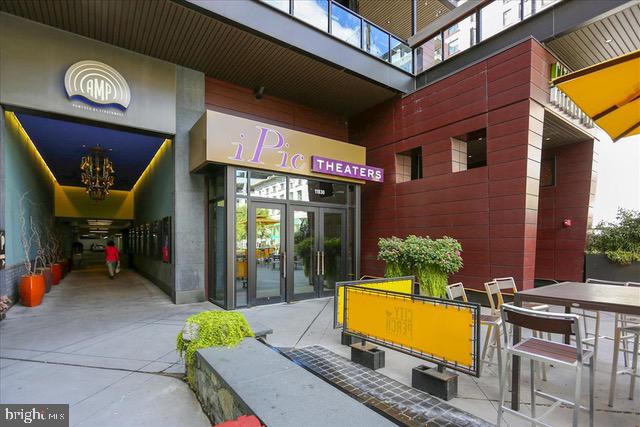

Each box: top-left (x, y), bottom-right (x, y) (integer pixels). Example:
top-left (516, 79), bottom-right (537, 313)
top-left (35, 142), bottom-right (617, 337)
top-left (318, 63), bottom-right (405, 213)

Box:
top-left (584, 253), bottom-right (640, 283)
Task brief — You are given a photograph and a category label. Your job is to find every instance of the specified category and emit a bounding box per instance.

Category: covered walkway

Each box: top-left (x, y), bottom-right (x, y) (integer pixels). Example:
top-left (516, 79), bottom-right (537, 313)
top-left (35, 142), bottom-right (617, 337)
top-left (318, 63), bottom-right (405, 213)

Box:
top-left (0, 267), bottom-right (212, 427)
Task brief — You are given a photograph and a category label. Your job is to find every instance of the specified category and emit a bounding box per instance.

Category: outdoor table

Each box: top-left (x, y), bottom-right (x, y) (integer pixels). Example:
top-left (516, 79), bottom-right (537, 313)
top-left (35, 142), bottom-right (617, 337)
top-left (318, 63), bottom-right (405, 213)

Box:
top-left (511, 281), bottom-right (640, 410)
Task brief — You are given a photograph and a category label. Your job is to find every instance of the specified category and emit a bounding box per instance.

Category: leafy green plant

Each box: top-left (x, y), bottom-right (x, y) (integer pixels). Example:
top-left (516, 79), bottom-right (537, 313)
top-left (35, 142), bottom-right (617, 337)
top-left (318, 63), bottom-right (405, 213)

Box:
top-left (176, 311), bottom-right (254, 385)
top-left (378, 235), bottom-right (463, 297)
top-left (587, 208), bottom-right (640, 265)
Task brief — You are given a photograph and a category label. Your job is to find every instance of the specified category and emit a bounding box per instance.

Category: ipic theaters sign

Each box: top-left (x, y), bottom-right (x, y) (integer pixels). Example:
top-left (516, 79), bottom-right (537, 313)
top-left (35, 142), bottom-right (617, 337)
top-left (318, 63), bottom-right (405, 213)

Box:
top-left (190, 110), bottom-right (381, 183)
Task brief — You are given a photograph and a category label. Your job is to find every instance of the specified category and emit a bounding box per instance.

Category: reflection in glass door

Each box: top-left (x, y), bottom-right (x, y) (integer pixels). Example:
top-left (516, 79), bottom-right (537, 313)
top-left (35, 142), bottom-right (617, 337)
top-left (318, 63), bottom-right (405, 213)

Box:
top-left (249, 203), bottom-right (285, 305)
top-left (320, 210), bottom-right (345, 295)
top-left (290, 208), bottom-right (316, 300)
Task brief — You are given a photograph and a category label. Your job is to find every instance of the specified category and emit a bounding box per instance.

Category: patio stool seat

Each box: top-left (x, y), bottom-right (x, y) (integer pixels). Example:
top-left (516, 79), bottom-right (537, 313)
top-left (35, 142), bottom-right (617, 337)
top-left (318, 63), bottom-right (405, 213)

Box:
top-left (522, 302), bottom-right (550, 311)
top-left (514, 338), bottom-right (592, 365)
top-left (480, 313), bottom-right (500, 323)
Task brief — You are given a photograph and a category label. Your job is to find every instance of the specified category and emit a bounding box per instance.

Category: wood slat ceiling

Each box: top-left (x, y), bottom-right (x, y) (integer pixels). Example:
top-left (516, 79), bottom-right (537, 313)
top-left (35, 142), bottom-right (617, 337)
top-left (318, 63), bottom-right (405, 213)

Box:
top-left (545, 2), bottom-right (640, 71)
top-left (0, 0), bottom-right (399, 117)
top-left (358, 0), bottom-right (452, 41)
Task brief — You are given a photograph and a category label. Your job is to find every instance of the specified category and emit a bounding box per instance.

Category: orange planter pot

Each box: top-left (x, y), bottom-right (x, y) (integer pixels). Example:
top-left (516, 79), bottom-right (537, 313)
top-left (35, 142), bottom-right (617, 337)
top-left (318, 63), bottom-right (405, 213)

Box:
top-left (37, 267), bottom-right (53, 293)
top-left (51, 263), bottom-right (62, 285)
top-left (19, 274), bottom-right (46, 307)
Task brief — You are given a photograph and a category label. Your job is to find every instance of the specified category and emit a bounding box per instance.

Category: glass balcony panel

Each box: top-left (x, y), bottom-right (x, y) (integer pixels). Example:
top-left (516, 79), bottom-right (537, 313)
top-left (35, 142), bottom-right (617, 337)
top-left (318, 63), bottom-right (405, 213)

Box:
top-left (390, 38), bottom-right (412, 72)
top-left (535, 0), bottom-right (561, 12)
top-left (293, 0), bottom-right (329, 32)
top-left (480, 0), bottom-right (520, 41)
top-left (522, 0), bottom-right (534, 18)
top-left (331, 3), bottom-right (362, 48)
top-left (443, 14), bottom-right (476, 60)
top-left (415, 33), bottom-right (442, 73)
top-left (261, 0), bottom-right (290, 13)
top-left (363, 22), bottom-right (390, 61)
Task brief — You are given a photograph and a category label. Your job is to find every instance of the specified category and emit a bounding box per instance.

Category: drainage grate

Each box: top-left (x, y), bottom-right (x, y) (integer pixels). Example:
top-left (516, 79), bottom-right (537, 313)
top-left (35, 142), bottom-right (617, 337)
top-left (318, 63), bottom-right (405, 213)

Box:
top-left (282, 346), bottom-right (492, 427)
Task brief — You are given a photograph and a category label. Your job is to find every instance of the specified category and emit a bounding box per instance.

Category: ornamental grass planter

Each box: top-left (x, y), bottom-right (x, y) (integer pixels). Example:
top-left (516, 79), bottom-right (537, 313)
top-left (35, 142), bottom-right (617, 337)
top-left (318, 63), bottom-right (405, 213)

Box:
top-left (585, 253), bottom-right (640, 283)
top-left (51, 263), bottom-right (62, 285)
top-left (19, 274), bottom-right (45, 307)
top-left (36, 267), bottom-right (53, 293)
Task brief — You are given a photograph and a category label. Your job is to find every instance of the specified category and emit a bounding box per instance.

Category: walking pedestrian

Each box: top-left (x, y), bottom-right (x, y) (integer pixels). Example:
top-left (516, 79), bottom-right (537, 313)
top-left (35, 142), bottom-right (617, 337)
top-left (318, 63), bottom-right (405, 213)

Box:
top-left (105, 240), bottom-right (120, 279)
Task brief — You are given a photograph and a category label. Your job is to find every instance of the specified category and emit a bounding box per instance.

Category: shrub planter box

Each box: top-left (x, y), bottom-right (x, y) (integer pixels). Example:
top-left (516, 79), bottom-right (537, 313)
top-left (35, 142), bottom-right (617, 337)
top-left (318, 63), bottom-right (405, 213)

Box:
top-left (585, 254), bottom-right (640, 283)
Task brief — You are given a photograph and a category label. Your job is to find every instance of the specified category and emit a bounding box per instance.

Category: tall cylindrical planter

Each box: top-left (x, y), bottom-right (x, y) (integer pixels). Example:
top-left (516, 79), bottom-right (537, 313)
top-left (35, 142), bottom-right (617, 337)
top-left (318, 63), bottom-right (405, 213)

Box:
top-left (19, 274), bottom-right (46, 307)
top-left (51, 263), bottom-right (62, 285)
top-left (37, 267), bottom-right (53, 293)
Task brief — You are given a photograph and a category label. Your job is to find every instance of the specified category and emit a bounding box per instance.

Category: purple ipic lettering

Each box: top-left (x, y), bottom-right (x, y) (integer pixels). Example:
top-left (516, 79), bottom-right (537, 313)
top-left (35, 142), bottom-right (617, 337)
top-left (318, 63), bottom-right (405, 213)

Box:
top-left (311, 156), bottom-right (383, 183)
top-left (249, 126), bottom-right (284, 164)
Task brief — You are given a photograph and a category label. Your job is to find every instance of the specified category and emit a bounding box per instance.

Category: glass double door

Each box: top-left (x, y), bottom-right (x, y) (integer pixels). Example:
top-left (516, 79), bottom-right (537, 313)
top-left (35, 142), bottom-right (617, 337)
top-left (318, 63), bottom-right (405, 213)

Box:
top-left (247, 202), bottom-right (346, 305)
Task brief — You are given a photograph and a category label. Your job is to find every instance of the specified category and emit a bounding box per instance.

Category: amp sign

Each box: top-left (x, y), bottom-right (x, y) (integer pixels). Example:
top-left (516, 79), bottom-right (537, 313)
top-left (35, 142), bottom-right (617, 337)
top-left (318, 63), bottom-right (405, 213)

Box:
top-left (64, 60), bottom-right (131, 109)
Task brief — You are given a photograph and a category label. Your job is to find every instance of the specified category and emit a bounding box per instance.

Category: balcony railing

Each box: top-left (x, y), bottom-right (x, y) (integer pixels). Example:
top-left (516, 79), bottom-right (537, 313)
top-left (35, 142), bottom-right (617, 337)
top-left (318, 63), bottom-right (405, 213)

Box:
top-left (260, 0), bottom-right (413, 73)
top-left (415, 0), bottom-right (562, 74)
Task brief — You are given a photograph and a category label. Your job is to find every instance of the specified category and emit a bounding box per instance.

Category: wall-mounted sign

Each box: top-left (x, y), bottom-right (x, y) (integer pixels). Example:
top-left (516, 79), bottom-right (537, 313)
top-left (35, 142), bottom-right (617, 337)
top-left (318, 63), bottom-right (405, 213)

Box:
top-left (312, 156), bottom-right (383, 183)
top-left (64, 60), bottom-right (131, 109)
top-left (190, 110), bottom-right (367, 184)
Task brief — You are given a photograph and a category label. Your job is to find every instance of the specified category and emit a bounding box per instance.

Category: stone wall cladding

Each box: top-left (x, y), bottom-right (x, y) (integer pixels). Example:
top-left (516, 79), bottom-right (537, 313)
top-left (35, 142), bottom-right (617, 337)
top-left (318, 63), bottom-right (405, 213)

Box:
top-left (0, 262), bottom-right (27, 302)
top-left (191, 352), bottom-right (253, 425)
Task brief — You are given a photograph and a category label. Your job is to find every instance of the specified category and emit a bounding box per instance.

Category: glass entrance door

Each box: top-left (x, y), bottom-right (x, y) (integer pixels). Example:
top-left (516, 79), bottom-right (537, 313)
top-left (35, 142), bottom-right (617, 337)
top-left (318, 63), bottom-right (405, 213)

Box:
top-left (248, 202), bottom-right (285, 305)
top-left (287, 206), bottom-right (346, 300)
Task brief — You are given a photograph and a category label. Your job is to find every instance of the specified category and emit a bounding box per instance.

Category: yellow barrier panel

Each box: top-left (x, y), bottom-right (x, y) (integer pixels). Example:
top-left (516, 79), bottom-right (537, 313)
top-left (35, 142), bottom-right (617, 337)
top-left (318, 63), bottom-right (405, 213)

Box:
top-left (334, 277), bottom-right (414, 328)
top-left (344, 286), bottom-right (479, 375)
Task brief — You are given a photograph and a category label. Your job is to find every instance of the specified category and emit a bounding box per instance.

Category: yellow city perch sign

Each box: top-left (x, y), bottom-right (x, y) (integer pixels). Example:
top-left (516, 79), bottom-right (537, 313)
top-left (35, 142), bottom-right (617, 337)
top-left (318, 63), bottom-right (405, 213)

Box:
top-left (342, 286), bottom-right (480, 376)
top-left (334, 276), bottom-right (416, 328)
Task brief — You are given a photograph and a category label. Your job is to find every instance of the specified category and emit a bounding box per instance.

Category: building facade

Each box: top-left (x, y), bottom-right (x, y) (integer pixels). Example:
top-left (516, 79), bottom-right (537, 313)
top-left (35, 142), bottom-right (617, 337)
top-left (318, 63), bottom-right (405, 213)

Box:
top-left (0, 0), bottom-right (636, 308)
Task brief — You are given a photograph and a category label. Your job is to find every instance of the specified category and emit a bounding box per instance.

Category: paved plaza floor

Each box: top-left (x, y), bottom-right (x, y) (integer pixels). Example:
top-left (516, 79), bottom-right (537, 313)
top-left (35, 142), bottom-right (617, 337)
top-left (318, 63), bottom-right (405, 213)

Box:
top-left (1, 268), bottom-right (639, 426)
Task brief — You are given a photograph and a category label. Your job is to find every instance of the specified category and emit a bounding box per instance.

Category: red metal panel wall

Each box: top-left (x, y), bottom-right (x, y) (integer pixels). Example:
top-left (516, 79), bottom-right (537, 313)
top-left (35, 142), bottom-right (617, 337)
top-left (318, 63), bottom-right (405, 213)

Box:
top-left (536, 142), bottom-right (595, 281)
top-left (204, 77), bottom-right (348, 142)
top-left (350, 39), bottom-right (571, 290)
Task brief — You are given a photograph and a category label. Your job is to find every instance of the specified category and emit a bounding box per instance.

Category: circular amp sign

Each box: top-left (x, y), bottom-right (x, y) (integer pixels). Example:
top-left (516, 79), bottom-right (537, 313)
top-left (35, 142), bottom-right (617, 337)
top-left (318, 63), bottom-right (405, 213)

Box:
top-left (64, 60), bottom-right (131, 109)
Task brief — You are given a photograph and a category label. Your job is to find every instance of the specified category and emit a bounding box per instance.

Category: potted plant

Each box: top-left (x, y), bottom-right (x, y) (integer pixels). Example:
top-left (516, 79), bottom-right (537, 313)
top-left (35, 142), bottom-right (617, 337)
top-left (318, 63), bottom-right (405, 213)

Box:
top-left (33, 216), bottom-right (53, 293)
top-left (18, 193), bottom-right (46, 307)
top-left (177, 311), bottom-right (254, 386)
top-left (586, 208), bottom-right (640, 282)
top-left (49, 231), bottom-right (63, 285)
top-left (378, 235), bottom-right (463, 298)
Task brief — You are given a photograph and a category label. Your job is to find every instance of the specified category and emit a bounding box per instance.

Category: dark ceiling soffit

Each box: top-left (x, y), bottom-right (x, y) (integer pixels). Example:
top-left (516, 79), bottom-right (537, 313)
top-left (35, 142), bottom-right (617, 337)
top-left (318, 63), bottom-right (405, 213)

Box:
top-left (415, 0), bottom-right (633, 88)
top-left (177, 0), bottom-right (414, 94)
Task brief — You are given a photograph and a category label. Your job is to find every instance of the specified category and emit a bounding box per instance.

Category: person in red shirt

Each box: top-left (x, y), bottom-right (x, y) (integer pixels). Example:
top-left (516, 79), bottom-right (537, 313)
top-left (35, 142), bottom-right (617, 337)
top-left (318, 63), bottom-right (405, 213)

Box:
top-left (105, 240), bottom-right (120, 279)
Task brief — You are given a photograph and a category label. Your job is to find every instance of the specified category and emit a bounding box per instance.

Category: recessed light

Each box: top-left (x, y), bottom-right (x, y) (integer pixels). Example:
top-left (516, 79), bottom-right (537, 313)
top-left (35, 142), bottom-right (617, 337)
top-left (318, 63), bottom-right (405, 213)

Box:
top-left (545, 137), bottom-right (551, 141)
top-left (604, 38), bottom-right (613, 43)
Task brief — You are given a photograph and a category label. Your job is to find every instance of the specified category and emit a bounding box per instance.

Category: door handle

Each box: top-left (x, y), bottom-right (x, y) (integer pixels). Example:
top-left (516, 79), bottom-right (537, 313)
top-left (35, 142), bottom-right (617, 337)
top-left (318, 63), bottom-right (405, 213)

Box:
top-left (321, 251), bottom-right (325, 275)
top-left (316, 251), bottom-right (320, 275)
top-left (281, 252), bottom-right (286, 279)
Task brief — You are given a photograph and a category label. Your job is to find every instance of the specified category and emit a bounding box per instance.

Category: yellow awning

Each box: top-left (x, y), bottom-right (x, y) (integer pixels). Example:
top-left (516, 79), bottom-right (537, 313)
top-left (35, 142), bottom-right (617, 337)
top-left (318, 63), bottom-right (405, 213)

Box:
top-left (552, 49), bottom-right (640, 142)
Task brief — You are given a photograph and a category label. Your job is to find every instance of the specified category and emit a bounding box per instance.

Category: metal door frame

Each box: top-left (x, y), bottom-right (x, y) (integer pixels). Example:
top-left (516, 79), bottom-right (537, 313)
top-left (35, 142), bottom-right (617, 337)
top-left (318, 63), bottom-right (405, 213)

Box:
top-left (248, 201), bottom-right (286, 306)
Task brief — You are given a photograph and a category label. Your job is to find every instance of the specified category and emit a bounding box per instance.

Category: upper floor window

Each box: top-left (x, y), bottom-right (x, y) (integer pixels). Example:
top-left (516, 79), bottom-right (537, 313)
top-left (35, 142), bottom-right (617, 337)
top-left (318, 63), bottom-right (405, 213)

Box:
top-left (451, 129), bottom-right (487, 172)
top-left (448, 24), bottom-right (459, 36)
top-left (448, 39), bottom-right (460, 56)
top-left (396, 147), bottom-right (423, 183)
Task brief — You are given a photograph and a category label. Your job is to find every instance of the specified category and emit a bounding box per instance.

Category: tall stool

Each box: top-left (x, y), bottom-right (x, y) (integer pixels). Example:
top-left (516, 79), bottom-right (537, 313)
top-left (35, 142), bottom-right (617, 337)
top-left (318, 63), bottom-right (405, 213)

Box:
top-left (487, 278), bottom-right (550, 381)
top-left (608, 281), bottom-right (640, 406)
top-left (583, 278), bottom-right (626, 368)
top-left (497, 304), bottom-right (594, 427)
top-left (446, 282), bottom-right (502, 376)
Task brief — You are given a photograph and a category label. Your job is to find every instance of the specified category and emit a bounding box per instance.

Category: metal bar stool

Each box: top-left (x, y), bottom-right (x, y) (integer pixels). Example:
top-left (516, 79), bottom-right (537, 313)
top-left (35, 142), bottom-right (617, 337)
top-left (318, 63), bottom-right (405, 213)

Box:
top-left (608, 281), bottom-right (640, 406)
top-left (497, 304), bottom-right (594, 427)
top-left (487, 278), bottom-right (550, 381)
top-left (446, 282), bottom-right (502, 376)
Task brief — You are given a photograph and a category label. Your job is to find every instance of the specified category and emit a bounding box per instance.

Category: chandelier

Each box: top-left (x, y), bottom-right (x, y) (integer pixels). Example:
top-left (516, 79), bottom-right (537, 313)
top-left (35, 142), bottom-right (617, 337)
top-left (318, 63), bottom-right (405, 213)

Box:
top-left (80, 145), bottom-right (115, 201)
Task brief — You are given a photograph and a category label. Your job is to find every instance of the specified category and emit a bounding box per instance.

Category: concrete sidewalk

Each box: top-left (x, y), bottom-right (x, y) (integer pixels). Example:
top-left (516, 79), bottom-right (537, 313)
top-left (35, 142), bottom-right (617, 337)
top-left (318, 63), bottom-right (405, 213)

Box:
top-left (0, 267), bottom-right (213, 427)
top-left (241, 297), bottom-right (640, 427)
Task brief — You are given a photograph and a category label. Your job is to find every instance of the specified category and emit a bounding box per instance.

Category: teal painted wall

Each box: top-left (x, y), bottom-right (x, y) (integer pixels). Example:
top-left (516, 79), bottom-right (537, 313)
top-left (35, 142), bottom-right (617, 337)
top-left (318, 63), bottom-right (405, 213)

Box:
top-left (132, 139), bottom-right (174, 295)
top-left (3, 112), bottom-right (55, 268)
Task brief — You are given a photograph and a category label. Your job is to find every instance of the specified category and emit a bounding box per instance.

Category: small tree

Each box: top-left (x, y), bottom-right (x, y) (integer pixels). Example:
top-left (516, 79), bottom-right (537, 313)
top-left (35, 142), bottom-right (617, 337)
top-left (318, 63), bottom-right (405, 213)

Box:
top-left (587, 208), bottom-right (640, 264)
top-left (18, 193), bottom-right (45, 275)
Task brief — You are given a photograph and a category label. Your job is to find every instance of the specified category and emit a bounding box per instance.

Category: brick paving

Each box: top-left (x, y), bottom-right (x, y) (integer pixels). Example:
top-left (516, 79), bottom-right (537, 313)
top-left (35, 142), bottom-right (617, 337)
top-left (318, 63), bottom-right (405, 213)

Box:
top-left (282, 345), bottom-right (493, 427)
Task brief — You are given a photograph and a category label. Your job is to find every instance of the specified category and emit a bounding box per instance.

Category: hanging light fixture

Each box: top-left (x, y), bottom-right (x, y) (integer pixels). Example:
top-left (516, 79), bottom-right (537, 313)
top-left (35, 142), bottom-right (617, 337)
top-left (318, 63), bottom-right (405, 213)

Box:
top-left (80, 145), bottom-right (115, 201)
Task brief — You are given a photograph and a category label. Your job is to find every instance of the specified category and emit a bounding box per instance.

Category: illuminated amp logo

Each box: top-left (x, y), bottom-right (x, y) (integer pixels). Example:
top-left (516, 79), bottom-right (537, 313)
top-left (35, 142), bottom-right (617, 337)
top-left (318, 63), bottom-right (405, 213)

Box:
top-left (64, 60), bottom-right (131, 109)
